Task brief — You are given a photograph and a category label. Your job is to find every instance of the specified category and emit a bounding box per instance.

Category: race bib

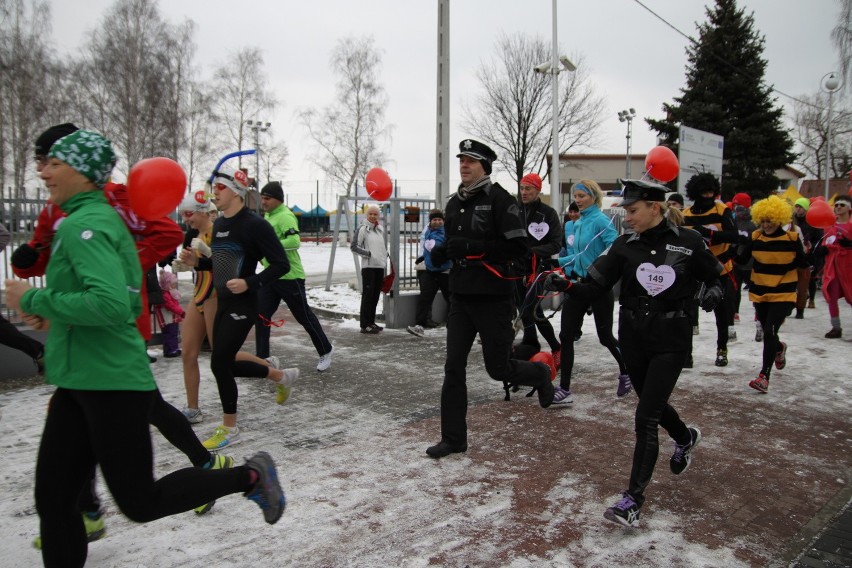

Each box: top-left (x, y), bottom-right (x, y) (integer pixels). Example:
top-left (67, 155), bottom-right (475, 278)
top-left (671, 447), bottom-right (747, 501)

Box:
top-left (826, 235), bottom-right (836, 245)
top-left (636, 263), bottom-right (675, 296)
top-left (567, 235), bottom-right (575, 247)
top-left (424, 239), bottom-right (436, 251)
top-left (528, 222), bottom-right (549, 241)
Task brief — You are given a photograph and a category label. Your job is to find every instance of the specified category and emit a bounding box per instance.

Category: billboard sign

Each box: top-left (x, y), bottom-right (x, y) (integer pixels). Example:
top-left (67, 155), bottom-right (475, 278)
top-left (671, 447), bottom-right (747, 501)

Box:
top-left (677, 125), bottom-right (724, 194)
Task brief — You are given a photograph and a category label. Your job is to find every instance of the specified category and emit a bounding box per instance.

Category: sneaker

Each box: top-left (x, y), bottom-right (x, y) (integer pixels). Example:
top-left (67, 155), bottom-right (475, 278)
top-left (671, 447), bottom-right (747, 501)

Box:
top-left (406, 324), bottom-right (425, 338)
top-left (728, 327), bottom-right (737, 342)
top-left (733, 313), bottom-right (740, 323)
top-left (807, 299), bottom-right (816, 309)
top-left (715, 348), bottom-right (728, 367)
top-left (316, 347), bottom-right (333, 372)
top-left (755, 322), bottom-right (764, 342)
top-left (616, 374), bottom-right (632, 398)
top-left (163, 350), bottom-right (182, 358)
top-left (265, 355), bottom-right (280, 370)
top-left (195, 454), bottom-right (235, 515)
top-left (604, 492), bottom-right (640, 527)
top-left (33, 511), bottom-right (106, 550)
top-left (202, 425), bottom-right (241, 450)
top-left (426, 440), bottom-right (468, 458)
top-left (825, 327), bottom-right (842, 339)
top-left (276, 368), bottom-right (299, 405)
top-left (552, 386), bottom-right (573, 405)
top-left (244, 451), bottom-right (286, 524)
top-left (692, 325), bottom-right (700, 336)
top-left (360, 324), bottom-right (383, 334)
top-left (182, 406), bottom-right (203, 424)
top-left (670, 427), bottom-right (702, 475)
top-left (749, 373), bottom-right (769, 393)
top-left (774, 341), bottom-right (787, 370)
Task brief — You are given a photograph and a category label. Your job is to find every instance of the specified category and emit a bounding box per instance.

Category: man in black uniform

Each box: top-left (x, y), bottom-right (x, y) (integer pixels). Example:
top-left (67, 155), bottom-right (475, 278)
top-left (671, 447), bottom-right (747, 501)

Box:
top-left (426, 139), bottom-right (554, 459)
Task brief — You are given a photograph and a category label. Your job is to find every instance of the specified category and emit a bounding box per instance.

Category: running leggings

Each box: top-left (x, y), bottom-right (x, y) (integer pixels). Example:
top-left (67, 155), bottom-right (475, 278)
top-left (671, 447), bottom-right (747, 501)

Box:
top-left (558, 289), bottom-right (626, 390)
top-left (754, 302), bottom-right (793, 377)
top-left (36, 388), bottom-right (252, 568)
top-left (211, 294), bottom-right (270, 415)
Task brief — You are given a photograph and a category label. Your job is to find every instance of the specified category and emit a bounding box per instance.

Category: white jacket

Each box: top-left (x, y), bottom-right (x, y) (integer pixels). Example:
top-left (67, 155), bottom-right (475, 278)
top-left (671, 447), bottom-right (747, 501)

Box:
top-left (351, 220), bottom-right (387, 269)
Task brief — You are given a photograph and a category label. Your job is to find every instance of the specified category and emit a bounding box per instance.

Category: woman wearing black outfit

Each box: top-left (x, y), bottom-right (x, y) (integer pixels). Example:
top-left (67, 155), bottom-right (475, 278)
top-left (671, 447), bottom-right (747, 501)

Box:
top-left (545, 179), bottom-right (723, 527)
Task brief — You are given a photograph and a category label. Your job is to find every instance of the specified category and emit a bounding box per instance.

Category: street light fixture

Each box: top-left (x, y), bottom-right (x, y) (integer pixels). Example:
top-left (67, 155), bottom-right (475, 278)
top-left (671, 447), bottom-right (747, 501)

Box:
top-left (533, 0), bottom-right (576, 215)
top-left (617, 108), bottom-right (637, 178)
top-left (821, 72), bottom-right (842, 199)
top-left (245, 119), bottom-right (272, 189)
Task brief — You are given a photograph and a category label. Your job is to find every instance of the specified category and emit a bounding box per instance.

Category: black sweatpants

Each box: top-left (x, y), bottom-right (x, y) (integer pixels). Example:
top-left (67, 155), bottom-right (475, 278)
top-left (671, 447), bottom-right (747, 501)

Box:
top-left (558, 289), bottom-right (626, 390)
top-left (440, 294), bottom-right (546, 446)
top-left (36, 388), bottom-right (251, 568)
top-left (211, 294), bottom-right (271, 415)
top-left (754, 301), bottom-right (793, 377)
top-left (359, 267), bottom-right (384, 329)
top-left (255, 278), bottom-right (332, 359)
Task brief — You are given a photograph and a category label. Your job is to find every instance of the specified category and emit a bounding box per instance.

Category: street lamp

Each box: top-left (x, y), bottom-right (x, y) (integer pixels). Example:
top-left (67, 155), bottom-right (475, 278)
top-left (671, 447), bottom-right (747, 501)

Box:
top-left (821, 72), bottom-right (842, 199)
top-left (245, 119), bottom-right (271, 189)
top-left (618, 108), bottom-right (637, 178)
top-left (533, 0), bottom-right (576, 216)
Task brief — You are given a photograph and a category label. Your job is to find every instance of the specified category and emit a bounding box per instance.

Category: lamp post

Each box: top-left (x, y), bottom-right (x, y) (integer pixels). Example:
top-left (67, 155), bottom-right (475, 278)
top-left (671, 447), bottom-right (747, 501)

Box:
top-left (821, 72), bottom-right (842, 199)
top-left (618, 108), bottom-right (636, 178)
top-left (533, 0), bottom-right (576, 215)
top-left (245, 119), bottom-right (271, 189)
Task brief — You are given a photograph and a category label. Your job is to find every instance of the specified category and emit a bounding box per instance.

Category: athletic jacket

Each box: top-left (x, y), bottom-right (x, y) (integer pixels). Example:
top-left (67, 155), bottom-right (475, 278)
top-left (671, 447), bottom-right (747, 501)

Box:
top-left (263, 203), bottom-right (305, 280)
top-left (558, 205), bottom-right (617, 278)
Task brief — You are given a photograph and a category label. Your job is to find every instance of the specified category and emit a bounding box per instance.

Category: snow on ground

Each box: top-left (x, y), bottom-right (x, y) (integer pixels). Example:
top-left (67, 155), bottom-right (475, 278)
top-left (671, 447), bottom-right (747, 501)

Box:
top-left (1, 242), bottom-right (850, 567)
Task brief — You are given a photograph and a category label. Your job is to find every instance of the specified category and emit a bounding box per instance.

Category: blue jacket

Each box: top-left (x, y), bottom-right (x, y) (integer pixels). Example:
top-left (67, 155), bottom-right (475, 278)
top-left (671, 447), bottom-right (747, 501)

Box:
top-left (558, 205), bottom-right (617, 278)
top-left (422, 226), bottom-right (451, 272)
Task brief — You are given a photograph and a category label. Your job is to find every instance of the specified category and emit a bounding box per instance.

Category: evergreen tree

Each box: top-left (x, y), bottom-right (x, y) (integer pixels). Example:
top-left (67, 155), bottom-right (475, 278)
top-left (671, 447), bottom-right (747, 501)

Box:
top-left (647, 0), bottom-right (796, 199)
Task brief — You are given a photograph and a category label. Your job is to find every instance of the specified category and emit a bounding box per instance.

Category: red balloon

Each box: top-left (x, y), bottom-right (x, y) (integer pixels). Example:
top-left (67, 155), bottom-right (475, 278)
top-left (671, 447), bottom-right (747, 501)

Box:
top-left (644, 146), bottom-right (679, 183)
top-left (127, 157), bottom-right (187, 220)
top-left (365, 168), bottom-right (393, 201)
top-left (806, 200), bottom-right (836, 229)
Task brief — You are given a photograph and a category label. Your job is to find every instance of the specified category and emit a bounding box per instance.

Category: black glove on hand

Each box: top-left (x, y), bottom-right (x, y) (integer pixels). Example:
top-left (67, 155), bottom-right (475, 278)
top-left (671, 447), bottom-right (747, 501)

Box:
top-left (445, 237), bottom-right (485, 259)
top-left (430, 245), bottom-right (448, 267)
top-left (11, 243), bottom-right (40, 269)
top-left (415, 255), bottom-right (425, 265)
top-left (694, 225), bottom-right (713, 240)
top-left (700, 284), bottom-right (723, 312)
top-left (543, 272), bottom-right (572, 292)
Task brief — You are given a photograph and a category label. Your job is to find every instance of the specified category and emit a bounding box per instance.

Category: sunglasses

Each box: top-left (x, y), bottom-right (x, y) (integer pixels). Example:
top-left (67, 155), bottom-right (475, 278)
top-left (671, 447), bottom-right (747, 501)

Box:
top-left (835, 203), bottom-right (849, 208)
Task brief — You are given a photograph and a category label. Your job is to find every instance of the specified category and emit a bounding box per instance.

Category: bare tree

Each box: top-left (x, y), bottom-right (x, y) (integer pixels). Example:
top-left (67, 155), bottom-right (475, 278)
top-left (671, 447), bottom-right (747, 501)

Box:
top-left (462, 33), bottom-right (605, 189)
top-left (792, 92), bottom-right (852, 178)
top-left (297, 35), bottom-right (391, 196)
top-left (832, 0), bottom-right (852, 93)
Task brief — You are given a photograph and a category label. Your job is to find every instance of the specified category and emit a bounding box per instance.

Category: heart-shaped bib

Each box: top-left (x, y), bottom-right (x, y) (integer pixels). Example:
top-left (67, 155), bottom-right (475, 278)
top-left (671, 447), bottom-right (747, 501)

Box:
top-left (424, 239), bottom-right (436, 251)
top-left (528, 222), bottom-right (549, 241)
top-left (636, 263), bottom-right (675, 296)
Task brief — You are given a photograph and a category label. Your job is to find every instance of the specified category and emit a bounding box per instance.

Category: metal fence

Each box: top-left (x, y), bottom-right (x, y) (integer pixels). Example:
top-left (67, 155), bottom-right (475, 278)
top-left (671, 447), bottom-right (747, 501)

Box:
top-left (1, 193), bottom-right (49, 320)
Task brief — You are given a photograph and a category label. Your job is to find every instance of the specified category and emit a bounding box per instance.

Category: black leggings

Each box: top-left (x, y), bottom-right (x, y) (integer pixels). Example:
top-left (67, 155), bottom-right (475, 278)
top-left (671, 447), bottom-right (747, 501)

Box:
top-left (211, 295), bottom-right (270, 415)
top-left (558, 289), bottom-right (627, 390)
top-left (36, 388), bottom-right (251, 568)
top-left (754, 302), bottom-right (793, 377)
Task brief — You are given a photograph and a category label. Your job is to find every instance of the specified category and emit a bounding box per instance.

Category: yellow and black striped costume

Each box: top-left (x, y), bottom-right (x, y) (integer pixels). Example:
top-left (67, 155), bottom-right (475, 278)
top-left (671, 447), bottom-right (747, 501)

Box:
top-left (748, 229), bottom-right (801, 303)
top-left (683, 202), bottom-right (733, 274)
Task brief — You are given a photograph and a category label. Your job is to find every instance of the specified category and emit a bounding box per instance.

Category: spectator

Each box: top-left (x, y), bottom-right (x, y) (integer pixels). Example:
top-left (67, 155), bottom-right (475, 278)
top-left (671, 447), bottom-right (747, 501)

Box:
top-left (407, 209), bottom-right (451, 337)
top-left (351, 204), bottom-right (387, 334)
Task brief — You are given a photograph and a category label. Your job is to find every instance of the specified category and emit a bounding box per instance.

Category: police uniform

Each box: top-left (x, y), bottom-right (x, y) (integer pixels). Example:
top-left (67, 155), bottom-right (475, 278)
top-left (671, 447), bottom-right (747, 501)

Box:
top-left (549, 179), bottom-right (723, 517)
top-left (427, 140), bottom-right (553, 458)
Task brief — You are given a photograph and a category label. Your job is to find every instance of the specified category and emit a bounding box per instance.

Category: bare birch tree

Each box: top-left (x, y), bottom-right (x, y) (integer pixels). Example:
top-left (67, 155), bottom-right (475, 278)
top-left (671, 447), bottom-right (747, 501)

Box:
top-left (792, 92), bottom-right (852, 178)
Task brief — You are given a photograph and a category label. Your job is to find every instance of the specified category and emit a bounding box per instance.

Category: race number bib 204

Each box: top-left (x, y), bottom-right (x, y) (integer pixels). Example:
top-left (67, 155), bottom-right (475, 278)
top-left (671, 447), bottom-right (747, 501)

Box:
top-left (636, 263), bottom-right (675, 296)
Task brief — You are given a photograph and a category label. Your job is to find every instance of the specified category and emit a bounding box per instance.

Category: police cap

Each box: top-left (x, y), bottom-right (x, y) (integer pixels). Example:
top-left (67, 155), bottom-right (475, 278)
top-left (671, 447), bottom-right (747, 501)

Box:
top-left (618, 179), bottom-right (669, 206)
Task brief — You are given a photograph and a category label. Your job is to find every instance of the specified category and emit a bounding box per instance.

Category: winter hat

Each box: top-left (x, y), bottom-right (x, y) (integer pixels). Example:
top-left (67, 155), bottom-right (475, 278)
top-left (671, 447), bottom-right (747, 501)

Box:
top-left (179, 190), bottom-right (214, 213)
top-left (48, 129), bottom-right (116, 189)
top-left (212, 164), bottom-right (249, 197)
top-left (520, 173), bottom-right (543, 191)
top-left (666, 193), bottom-right (685, 206)
top-left (158, 269), bottom-right (177, 290)
top-left (456, 139), bottom-right (497, 175)
top-left (567, 202), bottom-right (579, 213)
top-left (428, 209), bottom-right (444, 221)
top-left (751, 195), bottom-right (792, 226)
top-left (260, 181), bottom-right (284, 202)
top-left (794, 197), bottom-right (810, 211)
top-left (684, 172), bottom-right (721, 201)
top-left (732, 192), bottom-right (752, 208)
top-left (35, 123), bottom-right (79, 157)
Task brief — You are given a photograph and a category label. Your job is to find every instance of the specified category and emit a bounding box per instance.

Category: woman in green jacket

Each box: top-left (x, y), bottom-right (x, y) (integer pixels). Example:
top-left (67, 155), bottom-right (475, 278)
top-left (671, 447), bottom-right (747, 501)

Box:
top-left (5, 130), bottom-right (284, 568)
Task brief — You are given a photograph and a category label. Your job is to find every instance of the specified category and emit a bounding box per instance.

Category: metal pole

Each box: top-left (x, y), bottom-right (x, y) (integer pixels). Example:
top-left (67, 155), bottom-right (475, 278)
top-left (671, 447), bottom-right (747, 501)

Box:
top-left (825, 90), bottom-right (833, 200)
top-left (255, 126), bottom-right (261, 190)
top-left (550, 0), bottom-right (560, 215)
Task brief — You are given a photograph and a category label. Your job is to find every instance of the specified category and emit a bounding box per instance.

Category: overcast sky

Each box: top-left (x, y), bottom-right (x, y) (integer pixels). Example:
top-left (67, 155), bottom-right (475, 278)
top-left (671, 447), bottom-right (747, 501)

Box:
top-left (49, 0), bottom-right (840, 202)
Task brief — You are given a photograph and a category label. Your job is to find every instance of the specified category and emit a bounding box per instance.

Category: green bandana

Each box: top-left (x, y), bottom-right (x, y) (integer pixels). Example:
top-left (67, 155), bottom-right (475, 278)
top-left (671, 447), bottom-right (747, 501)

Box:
top-left (48, 130), bottom-right (116, 188)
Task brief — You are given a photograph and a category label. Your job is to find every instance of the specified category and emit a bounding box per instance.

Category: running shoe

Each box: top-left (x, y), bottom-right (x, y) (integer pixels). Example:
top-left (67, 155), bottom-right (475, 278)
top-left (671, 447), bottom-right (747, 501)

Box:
top-left (749, 373), bottom-right (769, 393)
top-left (670, 427), bottom-right (702, 475)
top-left (244, 451), bottom-right (286, 524)
top-left (265, 355), bottom-right (280, 370)
top-left (33, 511), bottom-right (105, 550)
top-left (406, 325), bottom-right (425, 338)
top-left (604, 492), bottom-right (640, 527)
top-left (715, 348), bottom-right (728, 367)
top-left (202, 425), bottom-right (241, 450)
top-left (276, 368), bottom-right (299, 405)
top-left (616, 374), bottom-right (632, 398)
top-left (195, 454), bottom-right (235, 515)
top-left (755, 321), bottom-right (764, 342)
top-left (182, 406), bottom-right (203, 424)
top-left (728, 327), bottom-right (737, 342)
top-left (316, 347), bottom-right (333, 372)
top-left (774, 341), bottom-right (787, 370)
top-left (552, 387), bottom-right (573, 405)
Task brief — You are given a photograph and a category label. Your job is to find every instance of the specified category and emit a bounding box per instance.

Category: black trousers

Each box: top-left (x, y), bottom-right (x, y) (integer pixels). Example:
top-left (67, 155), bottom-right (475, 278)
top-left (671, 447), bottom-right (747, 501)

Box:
top-left (211, 295), bottom-right (270, 415)
top-left (255, 278), bottom-right (332, 359)
top-left (359, 267), bottom-right (384, 329)
top-left (36, 388), bottom-right (251, 568)
top-left (517, 278), bottom-right (560, 352)
top-left (713, 275), bottom-right (736, 349)
top-left (558, 289), bottom-right (626, 390)
top-left (754, 301), bottom-right (793, 377)
top-left (415, 270), bottom-right (450, 326)
top-left (440, 294), bottom-right (545, 446)
top-left (0, 314), bottom-right (43, 359)
top-left (733, 266), bottom-right (751, 314)
top-left (619, 325), bottom-right (691, 507)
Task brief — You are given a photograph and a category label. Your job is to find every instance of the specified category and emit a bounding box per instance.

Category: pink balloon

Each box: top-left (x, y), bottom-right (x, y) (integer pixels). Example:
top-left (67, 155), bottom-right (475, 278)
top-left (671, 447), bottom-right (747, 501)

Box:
top-left (365, 168), bottom-right (392, 201)
top-left (644, 146), bottom-right (679, 183)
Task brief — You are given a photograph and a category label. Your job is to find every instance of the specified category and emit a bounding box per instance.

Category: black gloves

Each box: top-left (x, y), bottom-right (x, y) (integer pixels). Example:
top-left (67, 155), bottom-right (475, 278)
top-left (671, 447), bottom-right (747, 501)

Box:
top-left (430, 245), bottom-right (448, 267)
top-left (11, 243), bottom-right (40, 269)
top-left (543, 273), bottom-right (572, 292)
top-left (699, 284), bottom-right (723, 312)
top-left (445, 237), bottom-right (485, 259)
top-left (694, 225), bottom-right (713, 240)
top-left (415, 255), bottom-right (425, 265)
